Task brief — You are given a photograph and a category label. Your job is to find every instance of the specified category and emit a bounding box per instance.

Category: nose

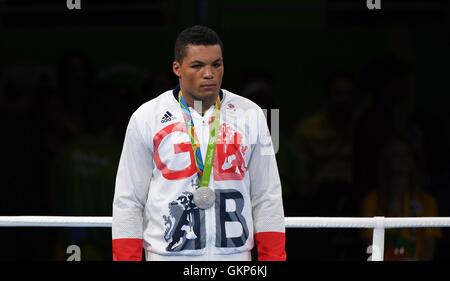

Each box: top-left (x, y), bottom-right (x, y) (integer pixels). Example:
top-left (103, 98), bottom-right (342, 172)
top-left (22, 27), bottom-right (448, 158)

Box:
top-left (203, 66), bottom-right (214, 79)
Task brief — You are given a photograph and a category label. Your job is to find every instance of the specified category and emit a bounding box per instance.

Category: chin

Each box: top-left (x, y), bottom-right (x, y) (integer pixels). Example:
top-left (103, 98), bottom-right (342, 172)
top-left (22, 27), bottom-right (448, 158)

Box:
top-left (196, 89), bottom-right (218, 99)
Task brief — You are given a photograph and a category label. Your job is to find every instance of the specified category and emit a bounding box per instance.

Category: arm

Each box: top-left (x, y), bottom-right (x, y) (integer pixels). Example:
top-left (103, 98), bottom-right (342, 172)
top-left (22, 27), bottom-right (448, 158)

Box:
top-left (248, 108), bottom-right (286, 261)
top-left (112, 114), bottom-right (153, 261)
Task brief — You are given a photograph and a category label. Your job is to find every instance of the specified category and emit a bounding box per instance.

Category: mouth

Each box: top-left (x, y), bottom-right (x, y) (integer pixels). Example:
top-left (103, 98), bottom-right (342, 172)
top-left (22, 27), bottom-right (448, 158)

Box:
top-left (200, 84), bottom-right (217, 91)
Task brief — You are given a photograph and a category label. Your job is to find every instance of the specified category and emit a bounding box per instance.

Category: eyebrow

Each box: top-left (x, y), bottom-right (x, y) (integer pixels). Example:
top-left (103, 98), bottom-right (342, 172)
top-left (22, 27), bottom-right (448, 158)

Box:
top-left (190, 58), bottom-right (223, 65)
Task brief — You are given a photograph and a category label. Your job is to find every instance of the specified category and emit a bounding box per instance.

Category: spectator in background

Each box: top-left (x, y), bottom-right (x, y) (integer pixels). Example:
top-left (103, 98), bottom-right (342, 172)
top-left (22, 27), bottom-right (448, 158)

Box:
top-left (48, 85), bottom-right (121, 260)
top-left (407, 112), bottom-right (450, 260)
top-left (360, 136), bottom-right (441, 261)
top-left (143, 70), bottom-right (177, 101)
top-left (353, 55), bottom-right (414, 202)
top-left (48, 51), bottom-right (121, 260)
top-left (0, 66), bottom-right (59, 260)
top-left (241, 73), bottom-right (278, 113)
top-left (57, 51), bottom-right (95, 138)
top-left (290, 71), bottom-right (362, 261)
top-left (293, 71), bottom-right (358, 216)
top-left (241, 74), bottom-right (290, 195)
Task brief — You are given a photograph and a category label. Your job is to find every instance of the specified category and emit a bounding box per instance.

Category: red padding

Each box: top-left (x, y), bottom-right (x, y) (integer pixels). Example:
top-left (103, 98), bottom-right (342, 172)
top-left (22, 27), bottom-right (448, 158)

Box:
top-left (255, 232), bottom-right (287, 261)
top-left (112, 238), bottom-right (143, 261)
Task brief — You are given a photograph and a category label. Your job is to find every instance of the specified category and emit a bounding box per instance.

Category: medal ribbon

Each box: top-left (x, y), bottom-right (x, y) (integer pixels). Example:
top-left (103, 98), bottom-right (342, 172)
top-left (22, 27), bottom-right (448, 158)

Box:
top-left (178, 90), bottom-right (220, 188)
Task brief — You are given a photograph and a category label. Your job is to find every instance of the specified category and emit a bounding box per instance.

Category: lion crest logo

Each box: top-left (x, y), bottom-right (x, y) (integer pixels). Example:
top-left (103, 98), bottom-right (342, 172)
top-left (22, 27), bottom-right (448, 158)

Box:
top-left (163, 191), bottom-right (205, 251)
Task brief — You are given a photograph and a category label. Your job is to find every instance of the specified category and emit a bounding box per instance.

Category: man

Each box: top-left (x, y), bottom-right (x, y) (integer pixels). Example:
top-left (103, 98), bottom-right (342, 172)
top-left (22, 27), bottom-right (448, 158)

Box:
top-left (294, 72), bottom-right (357, 209)
top-left (112, 25), bottom-right (286, 261)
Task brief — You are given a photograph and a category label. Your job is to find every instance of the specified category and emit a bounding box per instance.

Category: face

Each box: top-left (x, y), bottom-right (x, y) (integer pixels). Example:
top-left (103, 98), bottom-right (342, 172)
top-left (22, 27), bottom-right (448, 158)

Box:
top-left (172, 44), bottom-right (224, 104)
top-left (328, 78), bottom-right (355, 112)
top-left (388, 141), bottom-right (414, 175)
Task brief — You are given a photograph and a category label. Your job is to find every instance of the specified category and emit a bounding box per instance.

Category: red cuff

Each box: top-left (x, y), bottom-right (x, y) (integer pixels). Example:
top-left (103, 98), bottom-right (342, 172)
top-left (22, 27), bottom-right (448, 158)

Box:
top-left (112, 238), bottom-right (143, 261)
top-left (255, 232), bottom-right (286, 261)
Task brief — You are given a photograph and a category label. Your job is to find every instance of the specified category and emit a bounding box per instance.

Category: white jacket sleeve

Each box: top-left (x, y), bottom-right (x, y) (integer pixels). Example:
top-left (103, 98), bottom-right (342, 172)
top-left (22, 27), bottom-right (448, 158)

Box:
top-left (248, 108), bottom-right (286, 261)
top-left (112, 113), bottom-right (153, 261)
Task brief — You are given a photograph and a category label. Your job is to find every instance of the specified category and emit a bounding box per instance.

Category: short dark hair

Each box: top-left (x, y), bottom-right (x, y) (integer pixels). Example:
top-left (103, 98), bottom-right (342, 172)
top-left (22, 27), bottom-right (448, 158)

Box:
top-left (174, 25), bottom-right (223, 63)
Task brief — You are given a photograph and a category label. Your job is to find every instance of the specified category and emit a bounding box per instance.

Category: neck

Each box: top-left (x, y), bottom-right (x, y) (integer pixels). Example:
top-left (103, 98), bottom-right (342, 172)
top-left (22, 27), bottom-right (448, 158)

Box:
top-left (181, 89), bottom-right (218, 114)
top-left (390, 176), bottom-right (410, 192)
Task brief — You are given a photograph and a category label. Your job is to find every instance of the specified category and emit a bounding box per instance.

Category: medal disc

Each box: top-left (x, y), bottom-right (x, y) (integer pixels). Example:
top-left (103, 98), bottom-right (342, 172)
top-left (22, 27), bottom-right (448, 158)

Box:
top-left (193, 187), bottom-right (215, 209)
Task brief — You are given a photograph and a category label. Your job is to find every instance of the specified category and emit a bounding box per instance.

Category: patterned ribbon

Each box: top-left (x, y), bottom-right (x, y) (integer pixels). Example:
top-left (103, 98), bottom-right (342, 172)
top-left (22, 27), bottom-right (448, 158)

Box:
top-left (178, 90), bottom-right (221, 188)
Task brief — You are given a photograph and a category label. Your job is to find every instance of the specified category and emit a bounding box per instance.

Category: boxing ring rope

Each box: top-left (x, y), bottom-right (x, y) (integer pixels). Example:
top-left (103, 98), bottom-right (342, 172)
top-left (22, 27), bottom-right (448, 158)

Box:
top-left (1, 216), bottom-right (450, 261)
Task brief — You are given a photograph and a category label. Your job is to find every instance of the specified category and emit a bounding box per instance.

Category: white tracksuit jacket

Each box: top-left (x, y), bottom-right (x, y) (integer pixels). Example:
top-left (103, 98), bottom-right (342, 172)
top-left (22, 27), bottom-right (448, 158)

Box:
top-left (112, 86), bottom-right (286, 261)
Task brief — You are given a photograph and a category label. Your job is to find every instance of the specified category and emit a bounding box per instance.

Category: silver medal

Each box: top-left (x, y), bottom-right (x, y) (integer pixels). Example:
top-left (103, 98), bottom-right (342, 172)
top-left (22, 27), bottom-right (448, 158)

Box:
top-left (193, 187), bottom-right (215, 209)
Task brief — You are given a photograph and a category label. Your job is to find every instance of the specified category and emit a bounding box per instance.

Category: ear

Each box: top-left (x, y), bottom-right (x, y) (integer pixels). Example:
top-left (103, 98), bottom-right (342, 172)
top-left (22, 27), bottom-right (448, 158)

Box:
top-left (172, 61), bottom-right (181, 78)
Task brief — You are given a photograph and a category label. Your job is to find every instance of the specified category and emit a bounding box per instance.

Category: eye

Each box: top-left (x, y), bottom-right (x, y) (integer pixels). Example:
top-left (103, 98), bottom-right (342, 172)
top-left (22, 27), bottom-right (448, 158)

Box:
top-left (213, 62), bottom-right (222, 68)
top-left (191, 64), bottom-right (202, 69)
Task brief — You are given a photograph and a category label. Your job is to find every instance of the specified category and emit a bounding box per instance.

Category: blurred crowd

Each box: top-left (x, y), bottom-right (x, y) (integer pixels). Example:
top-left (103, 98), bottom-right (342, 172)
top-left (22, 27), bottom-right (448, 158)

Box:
top-left (1, 51), bottom-right (450, 261)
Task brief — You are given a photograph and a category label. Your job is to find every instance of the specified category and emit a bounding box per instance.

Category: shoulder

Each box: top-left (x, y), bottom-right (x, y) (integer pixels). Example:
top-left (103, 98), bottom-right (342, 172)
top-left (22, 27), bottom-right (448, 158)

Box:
top-left (361, 191), bottom-right (378, 215)
top-left (221, 89), bottom-right (267, 129)
top-left (363, 191), bottom-right (377, 203)
top-left (295, 111), bottom-right (327, 138)
top-left (127, 89), bottom-right (177, 138)
top-left (133, 90), bottom-right (174, 118)
top-left (222, 89), bottom-right (264, 112)
top-left (132, 90), bottom-right (177, 121)
top-left (417, 190), bottom-right (439, 208)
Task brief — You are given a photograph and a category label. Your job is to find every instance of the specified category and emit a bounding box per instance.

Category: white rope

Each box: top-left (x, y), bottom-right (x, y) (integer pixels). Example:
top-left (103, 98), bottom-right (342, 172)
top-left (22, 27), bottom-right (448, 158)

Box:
top-left (2, 216), bottom-right (449, 262)
top-left (383, 217), bottom-right (450, 228)
top-left (1, 216), bottom-right (450, 228)
top-left (0, 216), bottom-right (112, 227)
top-left (285, 217), bottom-right (375, 228)
top-left (285, 217), bottom-right (450, 228)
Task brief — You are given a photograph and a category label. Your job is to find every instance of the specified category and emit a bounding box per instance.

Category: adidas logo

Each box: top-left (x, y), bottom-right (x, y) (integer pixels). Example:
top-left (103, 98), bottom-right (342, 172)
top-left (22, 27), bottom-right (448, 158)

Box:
top-left (161, 111), bottom-right (176, 123)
